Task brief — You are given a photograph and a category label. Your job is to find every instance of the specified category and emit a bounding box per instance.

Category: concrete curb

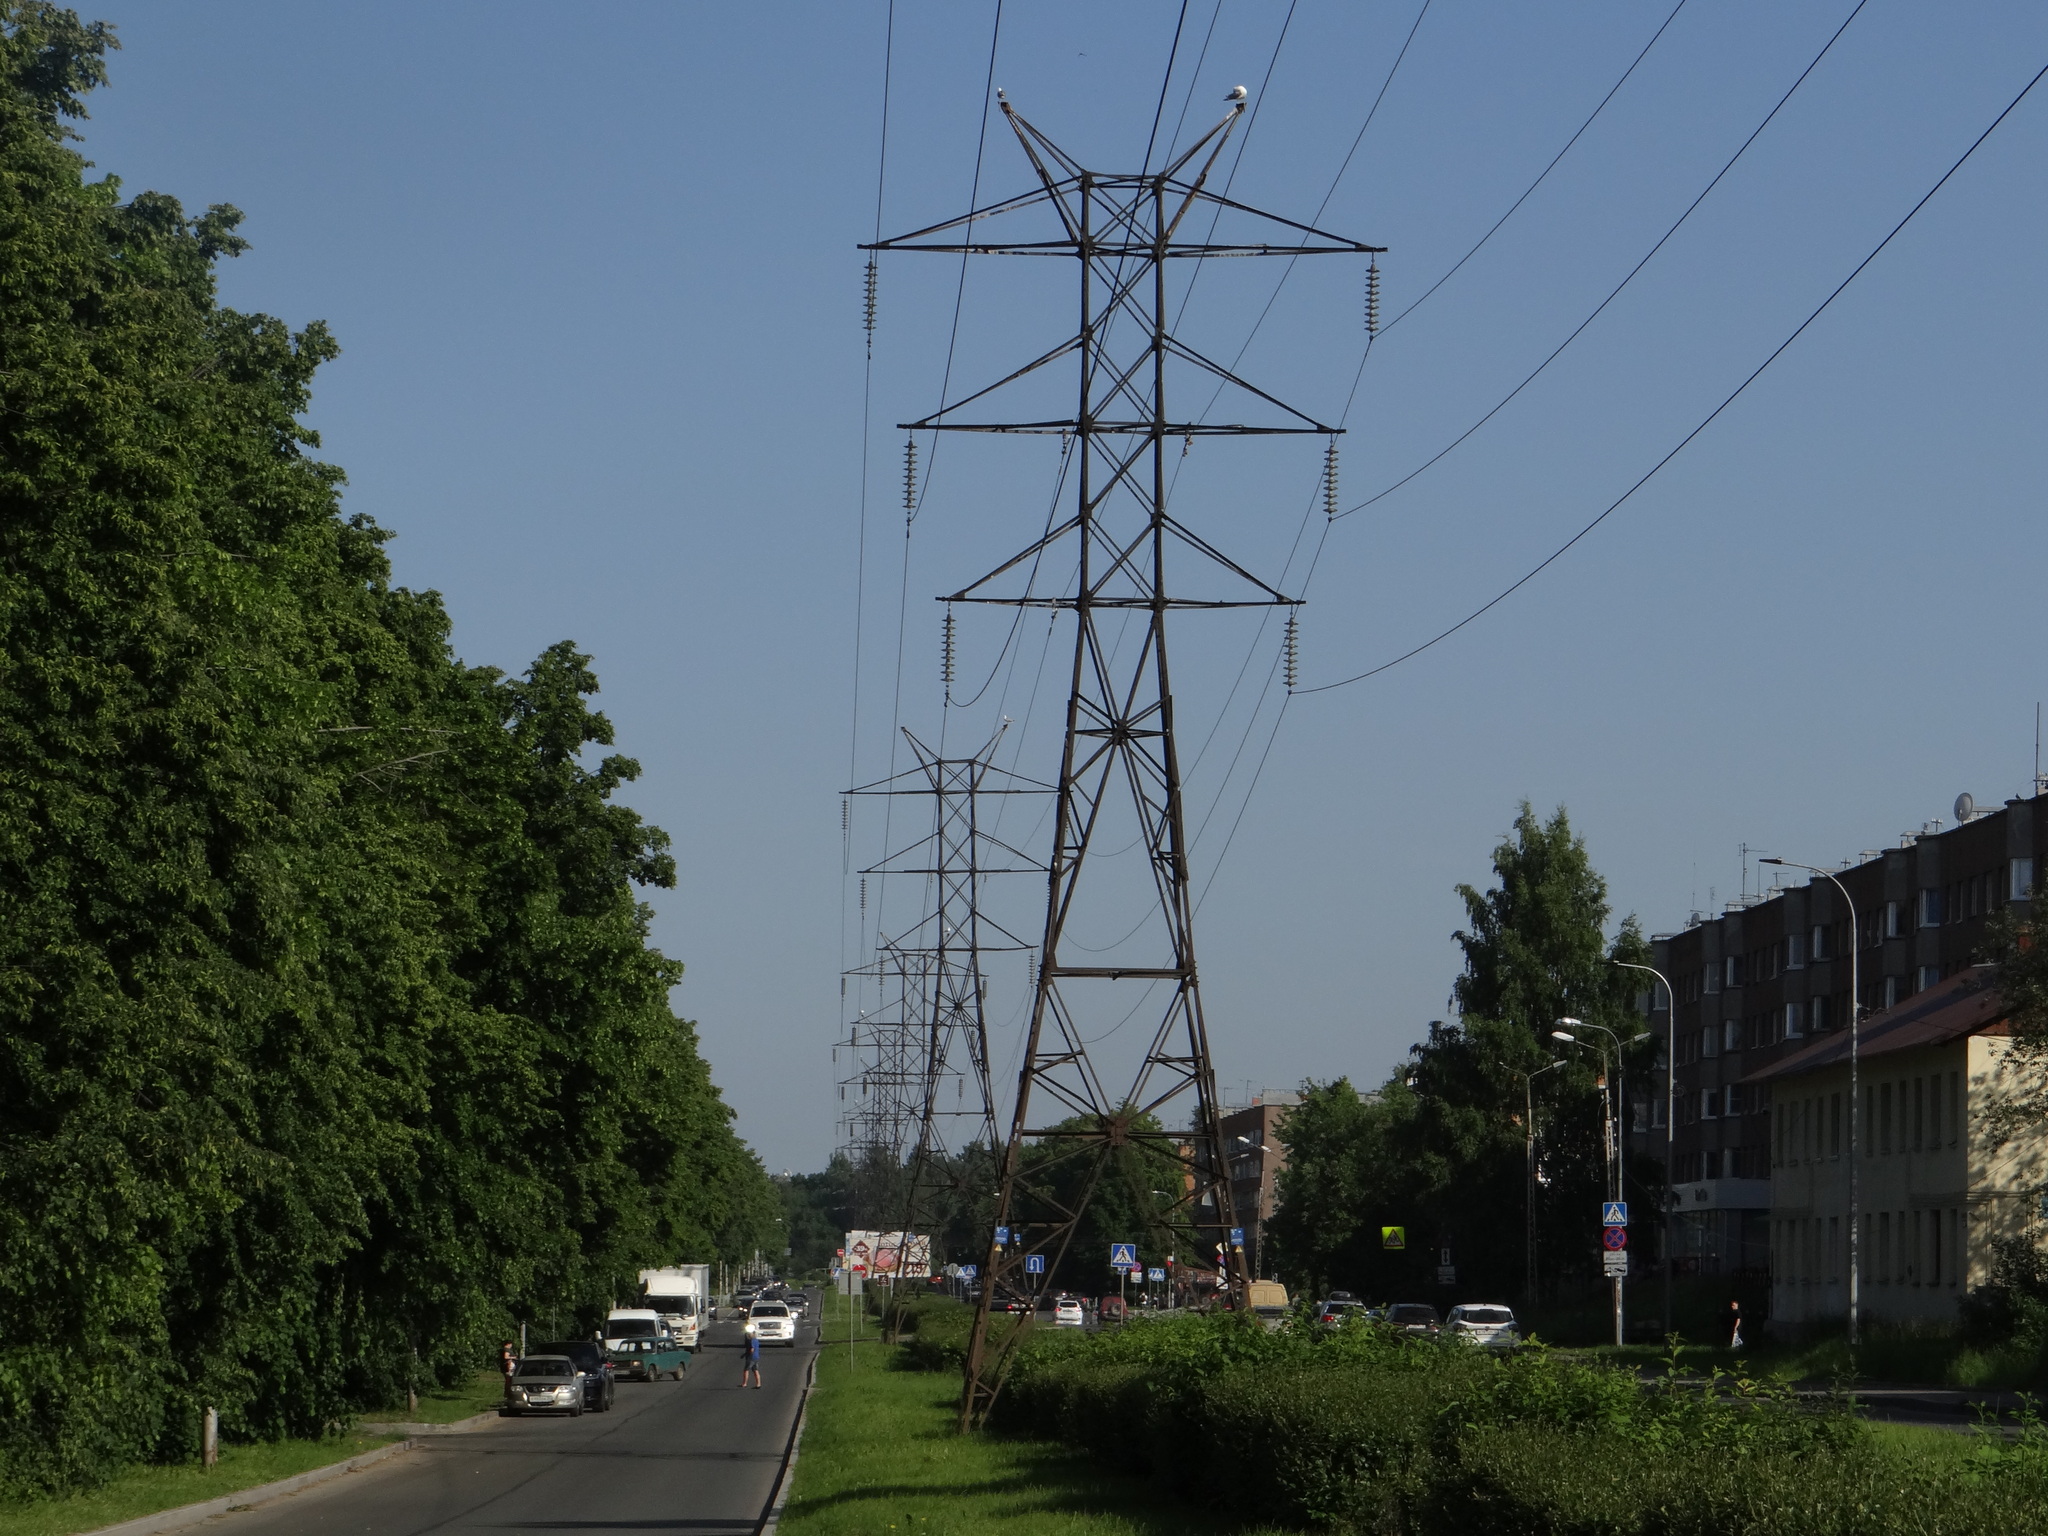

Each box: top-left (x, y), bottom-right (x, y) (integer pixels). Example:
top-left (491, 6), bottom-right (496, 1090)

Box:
top-left (80, 1436), bottom-right (423, 1536)
top-left (363, 1409), bottom-right (502, 1436)
top-left (758, 1341), bottom-right (821, 1535)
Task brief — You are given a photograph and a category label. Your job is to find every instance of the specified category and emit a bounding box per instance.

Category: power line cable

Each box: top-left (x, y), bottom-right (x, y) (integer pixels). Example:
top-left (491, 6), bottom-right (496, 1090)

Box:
top-left (1379, 0), bottom-right (1689, 337)
top-left (1333, 0), bottom-right (1868, 521)
top-left (1300, 52), bottom-right (2048, 694)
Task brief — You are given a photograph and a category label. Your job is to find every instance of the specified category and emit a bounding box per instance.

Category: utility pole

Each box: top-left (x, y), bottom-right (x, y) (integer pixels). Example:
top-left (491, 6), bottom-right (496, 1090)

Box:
top-left (865, 94), bottom-right (1379, 1429)
top-left (848, 727), bottom-right (1045, 1320)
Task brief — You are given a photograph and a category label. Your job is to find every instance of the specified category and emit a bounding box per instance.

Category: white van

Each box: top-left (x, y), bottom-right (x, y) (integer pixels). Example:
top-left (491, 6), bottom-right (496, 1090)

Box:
top-left (638, 1266), bottom-right (708, 1352)
top-left (603, 1308), bottom-right (664, 1352)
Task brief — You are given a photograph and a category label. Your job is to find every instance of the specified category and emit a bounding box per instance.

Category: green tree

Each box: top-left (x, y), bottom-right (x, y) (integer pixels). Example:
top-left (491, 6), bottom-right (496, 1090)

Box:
top-left (0, 6), bottom-right (775, 1493)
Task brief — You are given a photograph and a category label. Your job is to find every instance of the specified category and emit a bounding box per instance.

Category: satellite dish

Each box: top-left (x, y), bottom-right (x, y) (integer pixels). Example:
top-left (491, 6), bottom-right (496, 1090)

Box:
top-left (1955, 792), bottom-right (1975, 822)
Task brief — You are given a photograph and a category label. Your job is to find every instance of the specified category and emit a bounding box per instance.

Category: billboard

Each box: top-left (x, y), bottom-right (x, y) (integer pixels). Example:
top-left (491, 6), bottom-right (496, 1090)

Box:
top-left (843, 1229), bottom-right (932, 1278)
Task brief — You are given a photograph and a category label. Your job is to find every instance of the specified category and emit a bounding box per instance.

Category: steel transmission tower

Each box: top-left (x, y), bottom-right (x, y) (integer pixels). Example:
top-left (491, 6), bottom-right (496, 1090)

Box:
top-left (849, 728), bottom-right (1046, 1281)
top-left (867, 95), bottom-right (1378, 1423)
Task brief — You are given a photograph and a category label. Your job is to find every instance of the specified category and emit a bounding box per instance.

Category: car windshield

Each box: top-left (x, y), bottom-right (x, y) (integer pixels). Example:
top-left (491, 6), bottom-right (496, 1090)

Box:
top-left (645, 1296), bottom-right (690, 1314)
top-left (1455, 1307), bottom-right (1515, 1325)
top-left (608, 1318), bottom-right (657, 1338)
top-left (1322, 1301), bottom-right (1361, 1312)
top-left (751, 1304), bottom-right (789, 1318)
top-left (1388, 1305), bottom-right (1438, 1324)
top-left (515, 1358), bottom-right (573, 1378)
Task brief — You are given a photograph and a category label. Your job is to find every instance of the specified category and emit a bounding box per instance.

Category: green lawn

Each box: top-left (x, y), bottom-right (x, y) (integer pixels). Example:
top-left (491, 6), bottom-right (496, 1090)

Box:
top-left (0, 1429), bottom-right (403, 1536)
top-left (781, 1294), bottom-right (1295, 1536)
top-left (358, 1369), bottom-right (506, 1425)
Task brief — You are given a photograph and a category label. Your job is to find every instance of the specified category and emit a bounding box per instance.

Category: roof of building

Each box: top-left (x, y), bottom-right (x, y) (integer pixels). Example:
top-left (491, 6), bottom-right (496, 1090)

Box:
top-left (1743, 965), bottom-right (2010, 1086)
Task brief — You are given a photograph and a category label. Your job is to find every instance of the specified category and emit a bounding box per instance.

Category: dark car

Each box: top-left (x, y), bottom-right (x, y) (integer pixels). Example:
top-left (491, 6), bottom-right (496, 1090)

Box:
top-left (1385, 1302), bottom-right (1441, 1336)
top-left (504, 1354), bottom-right (587, 1416)
top-left (530, 1340), bottom-right (615, 1412)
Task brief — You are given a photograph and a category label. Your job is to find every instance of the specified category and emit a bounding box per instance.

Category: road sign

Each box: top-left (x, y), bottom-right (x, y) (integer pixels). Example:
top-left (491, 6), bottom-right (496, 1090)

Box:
top-left (1603, 1201), bottom-right (1629, 1227)
top-left (1602, 1249), bottom-right (1629, 1277)
top-left (959, 1265), bottom-right (978, 1280)
top-left (1147, 1267), bottom-right (1165, 1282)
top-left (1228, 1228), bottom-right (1244, 1248)
top-left (1381, 1226), bottom-right (1406, 1250)
top-left (1436, 1265), bottom-right (1456, 1285)
top-left (995, 1226), bottom-right (1010, 1246)
top-left (1602, 1225), bottom-right (1628, 1252)
top-left (1024, 1253), bottom-right (1045, 1275)
top-left (1110, 1243), bottom-right (1138, 1269)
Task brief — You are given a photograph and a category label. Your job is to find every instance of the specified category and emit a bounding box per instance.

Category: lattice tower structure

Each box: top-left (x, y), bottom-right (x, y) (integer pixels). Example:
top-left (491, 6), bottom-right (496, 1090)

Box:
top-left (865, 96), bottom-right (1379, 1426)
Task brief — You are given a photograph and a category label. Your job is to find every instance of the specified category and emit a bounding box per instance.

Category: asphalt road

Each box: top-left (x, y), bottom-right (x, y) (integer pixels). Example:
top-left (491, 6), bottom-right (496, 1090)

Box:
top-left (211, 1302), bottom-right (817, 1535)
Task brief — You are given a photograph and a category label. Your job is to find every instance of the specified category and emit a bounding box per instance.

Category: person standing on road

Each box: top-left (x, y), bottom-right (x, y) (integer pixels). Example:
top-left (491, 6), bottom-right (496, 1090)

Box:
top-left (740, 1320), bottom-right (762, 1389)
top-left (500, 1339), bottom-right (517, 1390)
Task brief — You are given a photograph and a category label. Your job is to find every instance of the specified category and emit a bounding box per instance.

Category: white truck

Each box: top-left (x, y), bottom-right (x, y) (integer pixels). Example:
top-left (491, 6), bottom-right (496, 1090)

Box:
top-left (638, 1265), bottom-right (711, 1352)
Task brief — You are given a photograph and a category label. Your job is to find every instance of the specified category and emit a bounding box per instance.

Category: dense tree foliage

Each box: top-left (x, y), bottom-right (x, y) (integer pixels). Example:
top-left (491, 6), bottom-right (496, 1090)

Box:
top-left (0, 5), bottom-right (775, 1495)
top-left (1267, 804), bottom-right (1656, 1302)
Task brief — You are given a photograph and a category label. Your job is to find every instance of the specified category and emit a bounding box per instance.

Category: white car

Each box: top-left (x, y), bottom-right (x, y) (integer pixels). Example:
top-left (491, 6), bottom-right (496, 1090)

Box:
top-left (1445, 1304), bottom-right (1520, 1350)
top-left (749, 1301), bottom-right (797, 1347)
top-left (1053, 1299), bottom-right (1085, 1327)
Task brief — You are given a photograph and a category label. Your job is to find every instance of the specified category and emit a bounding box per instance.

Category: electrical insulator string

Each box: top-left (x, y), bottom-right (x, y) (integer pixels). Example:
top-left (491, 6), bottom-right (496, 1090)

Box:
top-left (942, 608), bottom-right (957, 701)
top-left (902, 436), bottom-right (919, 521)
top-left (1283, 614), bottom-right (1300, 692)
top-left (1363, 257), bottom-right (1380, 335)
top-left (863, 256), bottom-right (879, 356)
top-left (1323, 440), bottom-right (1339, 523)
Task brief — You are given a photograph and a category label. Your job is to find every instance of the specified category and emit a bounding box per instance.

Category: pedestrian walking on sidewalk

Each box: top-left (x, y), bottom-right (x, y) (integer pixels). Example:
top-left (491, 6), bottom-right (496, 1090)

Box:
top-left (1726, 1299), bottom-right (1745, 1351)
top-left (740, 1321), bottom-right (762, 1389)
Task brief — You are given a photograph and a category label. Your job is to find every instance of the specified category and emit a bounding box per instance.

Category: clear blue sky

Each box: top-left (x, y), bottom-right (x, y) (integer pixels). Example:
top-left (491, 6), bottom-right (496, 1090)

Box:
top-left (85, 2), bottom-right (2048, 1171)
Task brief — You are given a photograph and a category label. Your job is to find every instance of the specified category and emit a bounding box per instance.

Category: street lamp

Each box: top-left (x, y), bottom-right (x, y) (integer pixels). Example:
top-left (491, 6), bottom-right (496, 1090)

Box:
top-left (1556, 1016), bottom-right (1628, 1346)
top-left (1507, 1058), bottom-right (1567, 1303)
top-left (1759, 856), bottom-right (1862, 1346)
top-left (1611, 958), bottom-right (1678, 1335)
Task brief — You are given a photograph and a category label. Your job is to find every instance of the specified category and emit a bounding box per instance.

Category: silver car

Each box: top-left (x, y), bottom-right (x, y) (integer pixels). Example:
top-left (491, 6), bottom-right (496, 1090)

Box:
top-left (1445, 1303), bottom-right (1520, 1350)
top-left (504, 1355), bottom-right (587, 1416)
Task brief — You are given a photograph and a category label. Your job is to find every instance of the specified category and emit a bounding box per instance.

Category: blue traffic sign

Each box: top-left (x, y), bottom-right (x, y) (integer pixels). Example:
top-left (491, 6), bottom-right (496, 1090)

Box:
top-left (1110, 1242), bottom-right (1137, 1268)
top-left (1228, 1227), bottom-right (1244, 1248)
top-left (1024, 1253), bottom-right (1045, 1274)
top-left (995, 1225), bottom-right (1010, 1246)
top-left (960, 1265), bottom-right (978, 1279)
top-left (1147, 1267), bottom-right (1165, 1281)
top-left (1603, 1202), bottom-right (1629, 1227)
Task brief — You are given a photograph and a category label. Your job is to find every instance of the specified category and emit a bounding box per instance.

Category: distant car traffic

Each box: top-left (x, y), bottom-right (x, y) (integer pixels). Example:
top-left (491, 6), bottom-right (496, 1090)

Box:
top-left (529, 1340), bottom-right (615, 1411)
top-left (1445, 1304), bottom-right (1519, 1350)
top-left (1316, 1298), bottom-right (1366, 1328)
top-left (749, 1300), bottom-right (798, 1346)
top-left (1053, 1298), bottom-right (1085, 1327)
top-left (505, 1355), bottom-right (588, 1416)
top-left (1385, 1302), bottom-right (1441, 1336)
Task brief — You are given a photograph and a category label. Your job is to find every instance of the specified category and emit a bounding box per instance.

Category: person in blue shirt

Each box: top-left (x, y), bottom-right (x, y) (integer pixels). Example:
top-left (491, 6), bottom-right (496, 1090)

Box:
top-left (740, 1321), bottom-right (762, 1388)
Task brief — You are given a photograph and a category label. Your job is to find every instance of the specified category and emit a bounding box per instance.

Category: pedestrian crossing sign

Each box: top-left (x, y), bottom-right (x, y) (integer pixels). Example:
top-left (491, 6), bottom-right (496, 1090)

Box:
top-left (1603, 1202), bottom-right (1629, 1227)
top-left (1110, 1243), bottom-right (1138, 1268)
top-left (1381, 1226), bottom-right (1406, 1250)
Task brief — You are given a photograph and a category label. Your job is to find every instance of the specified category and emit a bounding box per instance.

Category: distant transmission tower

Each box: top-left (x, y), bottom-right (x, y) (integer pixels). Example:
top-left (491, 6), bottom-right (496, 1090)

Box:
top-left (849, 727), bottom-right (1046, 1283)
top-left (866, 94), bottom-right (1379, 1425)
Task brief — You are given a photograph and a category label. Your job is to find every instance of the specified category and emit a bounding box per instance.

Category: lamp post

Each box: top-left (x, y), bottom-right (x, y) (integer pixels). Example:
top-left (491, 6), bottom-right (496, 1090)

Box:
top-left (1509, 1059), bottom-right (1567, 1304)
top-left (1555, 1017), bottom-right (1627, 1346)
top-left (1612, 959), bottom-right (1678, 1336)
top-left (1759, 857), bottom-right (1861, 1346)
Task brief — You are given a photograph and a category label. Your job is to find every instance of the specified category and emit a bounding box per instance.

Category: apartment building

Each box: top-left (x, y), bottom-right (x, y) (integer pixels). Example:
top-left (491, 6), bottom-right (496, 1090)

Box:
top-left (1751, 966), bottom-right (2045, 1328)
top-left (1644, 789), bottom-right (2044, 1282)
top-left (1220, 1092), bottom-right (1300, 1281)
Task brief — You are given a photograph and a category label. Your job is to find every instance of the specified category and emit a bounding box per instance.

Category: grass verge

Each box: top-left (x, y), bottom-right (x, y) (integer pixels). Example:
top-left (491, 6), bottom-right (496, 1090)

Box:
top-left (0, 1429), bottom-right (403, 1536)
top-left (358, 1369), bottom-right (505, 1425)
top-left (783, 1296), bottom-right (1294, 1536)
top-left (1577, 1334), bottom-right (2046, 1391)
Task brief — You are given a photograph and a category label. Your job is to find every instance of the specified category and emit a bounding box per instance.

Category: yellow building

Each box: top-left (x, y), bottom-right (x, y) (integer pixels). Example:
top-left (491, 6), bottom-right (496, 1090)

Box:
top-left (1749, 966), bottom-right (2048, 1332)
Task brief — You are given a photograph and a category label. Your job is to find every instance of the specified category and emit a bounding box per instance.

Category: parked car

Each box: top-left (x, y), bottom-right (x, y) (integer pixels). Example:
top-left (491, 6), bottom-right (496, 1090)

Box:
top-left (504, 1355), bottom-right (587, 1416)
top-left (1445, 1304), bottom-right (1520, 1350)
top-left (749, 1300), bottom-right (798, 1347)
top-left (1316, 1297), bottom-right (1366, 1328)
top-left (530, 1340), bottom-right (615, 1411)
top-left (608, 1336), bottom-right (688, 1381)
top-left (1053, 1298), bottom-right (1086, 1327)
top-left (1246, 1280), bottom-right (1290, 1331)
top-left (1097, 1295), bottom-right (1127, 1325)
top-left (1384, 1302), bottom-right (1441, 1337)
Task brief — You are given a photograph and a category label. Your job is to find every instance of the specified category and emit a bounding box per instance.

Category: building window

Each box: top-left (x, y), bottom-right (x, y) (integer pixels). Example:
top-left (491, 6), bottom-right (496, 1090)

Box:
top-left (1702, 1088), bottom-right (1721, 1120)
top-left (1931, 1208), bottom-right (1943, 1286)
top-left (1787, 932), bottom-right (1806, 968)
top-left (1918, 889), bottom-right (1944, 928)
top-left (1830, 1092), bottom-right (1842, 1157)
top-left (1910, 1210), bottom-right (1922, 1285)
top-left (2013, 858), bottom-right (2036, 902)
top-left (1917, 965), bottom-right (1941, 991)
top-left (1810, 924), bottom-right (1829, 961)
top-left (1913, 1078), bottom-right (1925, 1152)
top-left (1704, 963), bottom-right (1720, 995)
top-left (1724, 955), bottom-right (1743, 988)
top-left (1885, 900), bottom-right (1903, 938)
top-left (1878, 1212), bottom-right (1891, 1283)
top-left (1880, 1082), bottom-right (1892, 1154)
top-left (1949, 1071), bottom-right (1961, 1147)
top-left (1702, 1025), bottom-right (1720, 1060)
top-left (1929, 1072), bottom-right (1942, 1147)
top-left (1723, 1020), bottom-right (1742, 1054)
top-left (1829, 1215), bottom-right (1840, 1282)
top-left (1727, 1084), bottom-right (1746, 1117)
top-left (1883, 976), bottom-right (1900, 1009)
top-left (1809, 995), bottom-right (1831, 1033)
top-left (1950, 1208), bottom-right (1963, 1286)
top-left (1784, 1002), bottom-right (1804, 1040)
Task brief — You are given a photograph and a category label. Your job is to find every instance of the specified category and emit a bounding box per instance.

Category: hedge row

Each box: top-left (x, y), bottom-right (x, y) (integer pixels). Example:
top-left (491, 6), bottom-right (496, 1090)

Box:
top-left (985, 1319), bottom-right (2048, 1533)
